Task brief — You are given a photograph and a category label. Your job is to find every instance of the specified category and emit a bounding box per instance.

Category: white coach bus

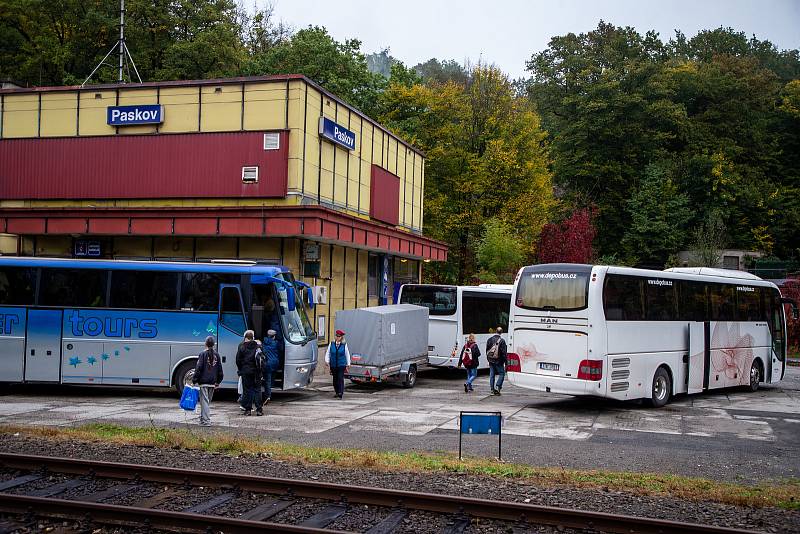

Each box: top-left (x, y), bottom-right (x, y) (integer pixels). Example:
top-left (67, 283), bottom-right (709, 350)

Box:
top-left (398, 284), bottom-right (512, 370)
top-left (506, 264), bottom-right (798, 407)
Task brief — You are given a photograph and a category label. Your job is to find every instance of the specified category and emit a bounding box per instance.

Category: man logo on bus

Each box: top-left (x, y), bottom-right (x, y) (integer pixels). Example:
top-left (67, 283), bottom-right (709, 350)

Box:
top-left (0, 314), bottom-right (20, 335)
top-left (540, 318), bottom-right (558, 324)
top-left (68, 310), bottom-right (157, 338)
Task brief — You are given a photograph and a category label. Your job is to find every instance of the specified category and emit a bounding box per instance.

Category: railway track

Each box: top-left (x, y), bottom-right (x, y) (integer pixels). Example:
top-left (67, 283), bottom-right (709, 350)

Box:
top-left (0, 452), bottom-right (759, 533)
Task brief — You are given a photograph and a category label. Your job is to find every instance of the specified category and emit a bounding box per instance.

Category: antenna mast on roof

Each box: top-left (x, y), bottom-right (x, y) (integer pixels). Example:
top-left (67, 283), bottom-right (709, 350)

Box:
top-left (82, 0), bottom-right (142, 87)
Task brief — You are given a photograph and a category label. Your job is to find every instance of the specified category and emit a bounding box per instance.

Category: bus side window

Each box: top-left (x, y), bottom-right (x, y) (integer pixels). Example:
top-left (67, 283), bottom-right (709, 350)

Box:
top-left (0, 267), bottom-right (36, 305)
top-left (40, 268), bottom-right (108, 307)
top-left (710, 284), bottom-right (736, 321)
top-left (603, 275), bottom-right (644, 321)
top-left (678, 281), bottom-right (706, 322)
top-left (736, 287), bottom-right (761, 322)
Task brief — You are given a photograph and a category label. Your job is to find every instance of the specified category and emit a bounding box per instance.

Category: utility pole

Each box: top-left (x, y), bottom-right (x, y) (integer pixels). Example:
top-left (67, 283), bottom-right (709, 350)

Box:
top-left (82, 0), bottom-right (142, 86)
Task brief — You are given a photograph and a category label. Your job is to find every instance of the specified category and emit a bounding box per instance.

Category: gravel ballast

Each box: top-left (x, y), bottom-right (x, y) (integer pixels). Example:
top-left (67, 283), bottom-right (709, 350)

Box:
top-left (0, 434), bottom-right (797, 533)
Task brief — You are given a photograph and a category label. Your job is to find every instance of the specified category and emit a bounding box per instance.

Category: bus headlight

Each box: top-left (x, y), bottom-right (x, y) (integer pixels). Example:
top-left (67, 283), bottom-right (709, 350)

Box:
top-left (295, 366), bottom-right (309, 374)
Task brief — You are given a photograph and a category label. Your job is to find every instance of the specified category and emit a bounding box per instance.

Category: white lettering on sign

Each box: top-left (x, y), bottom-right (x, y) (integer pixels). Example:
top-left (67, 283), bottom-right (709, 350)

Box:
top-left (736, 286), bottom-right (755, 292)
top-left (333, 126), bottom-right (354, 147)
top-left (647, 279), bottom-right (673, 287)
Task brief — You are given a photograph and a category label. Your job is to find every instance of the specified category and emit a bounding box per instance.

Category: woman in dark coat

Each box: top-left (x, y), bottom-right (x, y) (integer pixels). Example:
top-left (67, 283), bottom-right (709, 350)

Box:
top-left (457, 333), bottom-right (481, 393)
top-left (193, 336), bottom-right (224, 426)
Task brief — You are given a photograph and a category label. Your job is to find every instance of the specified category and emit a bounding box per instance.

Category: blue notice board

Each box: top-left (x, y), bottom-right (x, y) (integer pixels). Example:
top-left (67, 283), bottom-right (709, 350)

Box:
top-left (459, 411), bottom-right (502, 460)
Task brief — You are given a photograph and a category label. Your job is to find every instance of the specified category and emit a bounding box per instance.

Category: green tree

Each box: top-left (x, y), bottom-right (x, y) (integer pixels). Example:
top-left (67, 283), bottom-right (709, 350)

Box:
top-left (245, 26), bottom-right (386, 116)
top-left (621, 162), bottom-right (692, 266)
top-left (381, 64), bottom-right (554, 283)
top-left (476, 219), bottom-right (524, 283)
top-left (688, 211), bottom-right (727, 267)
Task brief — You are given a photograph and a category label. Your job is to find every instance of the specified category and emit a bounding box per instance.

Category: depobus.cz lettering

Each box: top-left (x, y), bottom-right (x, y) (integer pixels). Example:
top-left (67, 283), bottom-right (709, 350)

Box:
top-left (69, 311), bottom-right (157, 338)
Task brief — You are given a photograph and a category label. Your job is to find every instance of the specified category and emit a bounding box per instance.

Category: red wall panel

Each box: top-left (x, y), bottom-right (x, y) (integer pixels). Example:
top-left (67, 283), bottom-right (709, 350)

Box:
top-left (7, 218), bottom-right (45, 234)
top-left (220, 218), bottom-right (262, 236)
top-left (88, 218), bottom-right (128, 234)
top-left (266, 218), bottom-right (301, 235)
top-left (131, 218), bottom-right (171, 235)
top-left (369, 165), bottom-right (400, 226)
top-left (0, 131), bottom-right (288, 200)
top-left (47, 218), bottom-right (87, 234)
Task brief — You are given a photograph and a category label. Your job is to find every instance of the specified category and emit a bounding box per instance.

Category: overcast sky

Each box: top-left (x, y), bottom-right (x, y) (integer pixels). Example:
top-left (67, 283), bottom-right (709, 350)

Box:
top-left (263, 0), bottom-right (800, 79)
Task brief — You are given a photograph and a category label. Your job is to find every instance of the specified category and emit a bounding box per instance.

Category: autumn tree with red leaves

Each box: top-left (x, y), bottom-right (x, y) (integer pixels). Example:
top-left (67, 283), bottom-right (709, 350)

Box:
top-left (537, 208), bottom-right (597, 264)
top-left (782, 277), bottom-right (800, 355)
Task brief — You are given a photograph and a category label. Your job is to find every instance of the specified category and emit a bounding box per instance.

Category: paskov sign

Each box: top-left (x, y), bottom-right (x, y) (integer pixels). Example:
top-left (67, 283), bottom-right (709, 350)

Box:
top-left (319, 117), bottom-right (356, 151)
top-left (107, 105), bottom-right (165, 126)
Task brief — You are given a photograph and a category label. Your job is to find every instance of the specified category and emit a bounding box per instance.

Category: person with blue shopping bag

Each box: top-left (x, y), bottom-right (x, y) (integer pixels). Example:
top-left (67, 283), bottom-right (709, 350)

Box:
top-left (261, 329), bottom-right (281, 406)
top-left (193, 336), bottom-right (223, 426)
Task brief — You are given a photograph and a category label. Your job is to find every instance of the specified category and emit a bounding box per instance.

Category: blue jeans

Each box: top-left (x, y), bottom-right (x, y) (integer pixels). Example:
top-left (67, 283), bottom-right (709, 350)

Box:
top-left (465, 368), bottom-right (478, 388)
top-left (262, 370), bottom-right (273, 401)
top-left (489, 362), bottom-right (506, 391)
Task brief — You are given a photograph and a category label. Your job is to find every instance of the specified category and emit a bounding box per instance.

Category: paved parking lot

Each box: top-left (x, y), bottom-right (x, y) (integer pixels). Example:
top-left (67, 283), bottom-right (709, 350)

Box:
top-left (2, 366), bottom-right (799, 482)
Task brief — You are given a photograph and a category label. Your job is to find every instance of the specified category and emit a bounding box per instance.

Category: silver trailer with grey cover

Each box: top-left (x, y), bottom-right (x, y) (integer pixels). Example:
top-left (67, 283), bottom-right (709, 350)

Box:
top-left (335, 304), bottom-right (429, 387)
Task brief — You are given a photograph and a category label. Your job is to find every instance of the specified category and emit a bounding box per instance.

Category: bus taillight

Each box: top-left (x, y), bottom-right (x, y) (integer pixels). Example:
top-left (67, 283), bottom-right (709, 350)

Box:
top-left (506, 353), bottom-right (521, 372)
top-left (578, 359), bottom-right (603, 381)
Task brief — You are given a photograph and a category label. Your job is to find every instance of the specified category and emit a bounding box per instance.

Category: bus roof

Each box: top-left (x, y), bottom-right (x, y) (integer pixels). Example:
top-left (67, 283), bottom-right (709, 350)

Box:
top-left (0, 256), bottom-right (289, 276)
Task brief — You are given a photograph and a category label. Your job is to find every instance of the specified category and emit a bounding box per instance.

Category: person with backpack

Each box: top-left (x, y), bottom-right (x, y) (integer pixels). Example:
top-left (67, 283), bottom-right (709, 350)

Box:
top-left (236, 330), bottom-right (263, 416)
top-left (325, 329), bottom-right (351, 399)
top-left (486, 326), bottom-right (508, 395)
top-left (457, 333), bottom-right (481, 393)
top-left (261, 329), bottom-right (281, 406)
top-left (192, 336), bottom-right (224, 426)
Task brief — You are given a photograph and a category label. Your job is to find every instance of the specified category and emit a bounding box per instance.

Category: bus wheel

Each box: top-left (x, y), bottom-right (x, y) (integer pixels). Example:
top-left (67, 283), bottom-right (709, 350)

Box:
top-left (174, 361), bottom-right (196, 396)
top-left (748, 359), bottom-right (762, 392)
top-left (648, 367), bottom-right (671, 408)
top-left (402, 365), bottom-right (417, 388)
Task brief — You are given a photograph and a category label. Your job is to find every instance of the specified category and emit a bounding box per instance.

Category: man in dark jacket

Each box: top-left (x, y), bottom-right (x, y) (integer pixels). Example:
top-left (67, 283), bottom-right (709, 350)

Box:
top-left (261, 329), bottom-right (281, 405)
top-left (236, 330), bottom-right (263, 416)
top-left (193, 336), bottom-right (224, 426)
top-left (486, 327), bottom-right (508, 395)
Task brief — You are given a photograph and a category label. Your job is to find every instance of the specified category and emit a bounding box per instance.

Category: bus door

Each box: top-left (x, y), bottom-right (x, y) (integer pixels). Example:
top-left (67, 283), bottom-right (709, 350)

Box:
top-left (687, 322), bottom-right (705, 394)
top-left (217, 285), bottom-right (247, 377)
top-left (24, 309), bottom-right (62, 382)
top-left (768, 295), bottom-right (787, 383)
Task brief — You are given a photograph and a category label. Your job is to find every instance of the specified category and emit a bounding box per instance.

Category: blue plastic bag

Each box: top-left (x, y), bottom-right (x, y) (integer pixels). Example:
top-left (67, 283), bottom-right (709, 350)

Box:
top-left (179, 385), bottom-right (199, 411)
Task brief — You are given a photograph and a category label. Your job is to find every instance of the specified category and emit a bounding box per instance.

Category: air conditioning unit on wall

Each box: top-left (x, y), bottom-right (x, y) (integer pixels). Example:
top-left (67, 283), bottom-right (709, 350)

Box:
top-left (312, 285), bottom-right (328, 305)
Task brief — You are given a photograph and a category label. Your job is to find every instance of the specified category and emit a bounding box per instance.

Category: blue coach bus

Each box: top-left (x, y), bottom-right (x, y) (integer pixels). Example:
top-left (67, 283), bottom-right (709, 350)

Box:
top-left (0, 257), bottom-right (317, 393)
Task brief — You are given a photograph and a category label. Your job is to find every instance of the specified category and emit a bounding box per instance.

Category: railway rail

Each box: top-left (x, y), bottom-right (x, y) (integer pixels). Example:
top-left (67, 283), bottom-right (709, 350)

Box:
top-left (0, 452), bottom-right (759, 533)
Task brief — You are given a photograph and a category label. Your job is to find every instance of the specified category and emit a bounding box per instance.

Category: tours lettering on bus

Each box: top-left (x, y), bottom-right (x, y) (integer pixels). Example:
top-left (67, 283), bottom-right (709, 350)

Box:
top-left (0, 314), bottom-right (20, 335)
top-left (68, 311), bottom-right (157, 338)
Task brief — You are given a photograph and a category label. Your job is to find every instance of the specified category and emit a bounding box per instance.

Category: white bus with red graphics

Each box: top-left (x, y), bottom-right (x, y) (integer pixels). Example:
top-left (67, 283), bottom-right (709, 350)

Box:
top-left (506, 264), bottom-right (798, 407)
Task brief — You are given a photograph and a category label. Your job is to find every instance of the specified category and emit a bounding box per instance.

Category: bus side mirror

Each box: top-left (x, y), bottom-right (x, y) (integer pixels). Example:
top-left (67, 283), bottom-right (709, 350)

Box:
top-left (287, 286), bottom-right (296, 312)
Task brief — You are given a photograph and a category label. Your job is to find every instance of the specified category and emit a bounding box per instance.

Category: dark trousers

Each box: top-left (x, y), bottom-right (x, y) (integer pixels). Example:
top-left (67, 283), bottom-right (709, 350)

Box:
top-left (262, 370), bottom-right (273, 401)
top-left (240, 373), bottom-right (262, 411)
top-left (332, 366), bottom-right (345, 397)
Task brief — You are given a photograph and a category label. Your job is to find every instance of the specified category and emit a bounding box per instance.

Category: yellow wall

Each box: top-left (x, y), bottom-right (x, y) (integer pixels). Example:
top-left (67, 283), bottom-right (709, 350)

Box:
top-left (1, 78), bottom-right (425, 232)
top-left (0, 234), bottom-right (18, 254)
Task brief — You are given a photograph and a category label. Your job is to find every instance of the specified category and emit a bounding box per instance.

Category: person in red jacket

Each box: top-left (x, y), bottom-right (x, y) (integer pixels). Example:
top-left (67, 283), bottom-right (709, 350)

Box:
top-left (457, 333), bottom-right (481, 393)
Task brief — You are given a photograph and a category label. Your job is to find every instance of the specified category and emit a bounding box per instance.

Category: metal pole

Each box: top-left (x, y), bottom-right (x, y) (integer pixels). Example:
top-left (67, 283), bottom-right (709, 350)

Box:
top-left (118, 0), bottom-right (125, 83)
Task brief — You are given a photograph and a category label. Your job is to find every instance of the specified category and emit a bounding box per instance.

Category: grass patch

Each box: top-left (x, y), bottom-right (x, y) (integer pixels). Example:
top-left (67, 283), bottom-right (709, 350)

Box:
top-left (2, 423), bottom-right (799, 510)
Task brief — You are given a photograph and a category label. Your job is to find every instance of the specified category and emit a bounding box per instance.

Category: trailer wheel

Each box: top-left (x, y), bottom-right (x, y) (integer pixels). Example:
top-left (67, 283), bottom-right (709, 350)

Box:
top-left (402, 365), bottom-right (417, 388)
top-left (174, 360), bottom-right (197, 396)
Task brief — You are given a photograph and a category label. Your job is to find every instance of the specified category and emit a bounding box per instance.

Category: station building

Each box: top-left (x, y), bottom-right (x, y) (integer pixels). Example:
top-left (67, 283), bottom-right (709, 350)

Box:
top-left (0, 75), bottom-right (447, 351)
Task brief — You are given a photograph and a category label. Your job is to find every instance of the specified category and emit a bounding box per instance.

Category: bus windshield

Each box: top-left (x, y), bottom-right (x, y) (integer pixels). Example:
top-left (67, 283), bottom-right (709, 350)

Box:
top-left (516, 267), bottom-right (591, 311)
top-left (400, 285), bottom-right (457, 315)
top-left (275, 272), bottom-right (315, 344)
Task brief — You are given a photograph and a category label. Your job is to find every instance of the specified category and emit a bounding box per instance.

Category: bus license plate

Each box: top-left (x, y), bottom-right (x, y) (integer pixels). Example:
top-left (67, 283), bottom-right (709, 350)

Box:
top-left (539, 362), bottom-right (559, 371)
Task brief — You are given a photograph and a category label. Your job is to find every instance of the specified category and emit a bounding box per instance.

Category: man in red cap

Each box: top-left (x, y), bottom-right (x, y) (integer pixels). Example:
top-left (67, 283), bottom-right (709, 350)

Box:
top-left (324, 329), bottom-right (351, 399)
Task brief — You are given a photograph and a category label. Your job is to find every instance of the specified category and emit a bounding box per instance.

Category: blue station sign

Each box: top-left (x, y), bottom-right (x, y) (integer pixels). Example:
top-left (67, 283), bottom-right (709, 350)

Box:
top-left (107, 105), bottom-right (164, 126)
top-left (319, 117), bottom-right (356, 151)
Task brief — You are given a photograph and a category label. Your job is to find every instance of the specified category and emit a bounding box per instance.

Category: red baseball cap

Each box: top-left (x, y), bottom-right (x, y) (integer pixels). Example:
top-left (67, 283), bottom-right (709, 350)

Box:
top-left (335, 329), bottom-right (345, 336)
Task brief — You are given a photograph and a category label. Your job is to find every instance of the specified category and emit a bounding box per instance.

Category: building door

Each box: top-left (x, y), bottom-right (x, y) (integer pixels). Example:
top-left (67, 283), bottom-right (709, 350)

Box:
top-left (24, 309), bottom-right (62, 382)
